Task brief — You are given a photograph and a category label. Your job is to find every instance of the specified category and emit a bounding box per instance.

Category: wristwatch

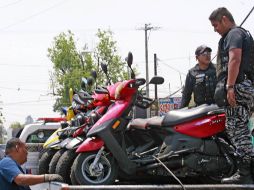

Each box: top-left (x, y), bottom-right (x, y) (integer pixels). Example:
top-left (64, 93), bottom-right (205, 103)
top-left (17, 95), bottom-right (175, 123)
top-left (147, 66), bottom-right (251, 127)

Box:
top-left (226, 84), bottom-right (234, 91)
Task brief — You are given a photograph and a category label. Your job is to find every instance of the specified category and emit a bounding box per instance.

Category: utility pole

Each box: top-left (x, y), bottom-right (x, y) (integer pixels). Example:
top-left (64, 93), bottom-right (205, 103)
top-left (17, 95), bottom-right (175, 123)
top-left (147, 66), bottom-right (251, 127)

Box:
top-left (138, 24), bottom-right (160, 97)
top-left (144, 24), bottom-right (150, 99)
top-left (154, 53), bottom-right (158, 116)
top-left (154, 53), bottom-right (158, 100)
top-left (138, 24), bottom-right (160, 118)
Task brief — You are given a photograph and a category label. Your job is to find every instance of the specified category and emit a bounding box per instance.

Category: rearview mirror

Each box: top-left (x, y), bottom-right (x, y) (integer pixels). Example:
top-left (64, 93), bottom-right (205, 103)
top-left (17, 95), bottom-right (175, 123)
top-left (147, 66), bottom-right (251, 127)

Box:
top-left (87, 77), bottom-right (93, 86)
top-left (101, 63), bottom-right (108, 74)
top-left (127, 52), bottom-right (133, 67)
top-left (81, 78), bottom-right (88, 90)
top-left (149, 76), bottom-right (164, 85)
top-left (91, 71), bottom-right (97, 80)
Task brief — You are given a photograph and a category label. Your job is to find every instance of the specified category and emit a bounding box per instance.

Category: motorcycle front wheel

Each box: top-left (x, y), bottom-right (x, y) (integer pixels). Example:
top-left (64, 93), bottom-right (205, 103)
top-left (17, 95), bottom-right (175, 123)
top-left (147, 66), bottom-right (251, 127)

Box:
top-left (72, 151), bottom-right (118, 185)
top-left (55, 149), bottom-right (77, 184)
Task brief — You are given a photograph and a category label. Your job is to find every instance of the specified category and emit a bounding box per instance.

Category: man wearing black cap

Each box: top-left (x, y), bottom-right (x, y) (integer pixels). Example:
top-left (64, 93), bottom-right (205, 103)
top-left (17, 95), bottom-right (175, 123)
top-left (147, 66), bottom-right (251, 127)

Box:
top-left (180, 45), bottom-right (217, 108)
top-left (0, 138), bottom-right (63, 190)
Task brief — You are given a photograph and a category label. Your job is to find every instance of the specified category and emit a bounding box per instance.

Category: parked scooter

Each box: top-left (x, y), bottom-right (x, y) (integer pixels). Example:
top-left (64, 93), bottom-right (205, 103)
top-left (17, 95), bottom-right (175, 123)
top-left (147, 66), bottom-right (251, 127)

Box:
top-left (55, 65), bottom-right (122, 184)
top-left (70, 52), bottom-right (164, 185)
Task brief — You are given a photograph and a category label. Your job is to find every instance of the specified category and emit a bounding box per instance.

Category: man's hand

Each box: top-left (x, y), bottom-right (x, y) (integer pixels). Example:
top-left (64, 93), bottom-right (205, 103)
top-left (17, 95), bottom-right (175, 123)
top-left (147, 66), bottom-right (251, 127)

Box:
top-left (44, 174), bottom-right (63, 182)
top-left (227, 88), bottom-right (236, 107)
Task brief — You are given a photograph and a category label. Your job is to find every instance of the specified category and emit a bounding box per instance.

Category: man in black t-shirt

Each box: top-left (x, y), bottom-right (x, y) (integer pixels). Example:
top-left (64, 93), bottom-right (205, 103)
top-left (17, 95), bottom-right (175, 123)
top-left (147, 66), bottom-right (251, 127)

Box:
top-left (180, 45), bottom-right (216, 108)
top-left (209, 7), bottom-right (254, 184)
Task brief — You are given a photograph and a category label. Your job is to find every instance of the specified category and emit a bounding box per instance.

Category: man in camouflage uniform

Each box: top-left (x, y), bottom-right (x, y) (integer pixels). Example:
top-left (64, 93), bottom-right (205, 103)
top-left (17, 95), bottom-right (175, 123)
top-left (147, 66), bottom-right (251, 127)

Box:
top-left (209, 7), bottom-right (254, 184)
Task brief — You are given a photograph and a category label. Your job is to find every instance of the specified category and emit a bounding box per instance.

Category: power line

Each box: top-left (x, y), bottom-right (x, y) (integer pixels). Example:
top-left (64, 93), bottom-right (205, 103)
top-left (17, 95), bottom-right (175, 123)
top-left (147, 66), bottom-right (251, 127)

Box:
top-left (2, 99), bottom-right (55, 106)
top-left (157, 58), bottom-right (187, 76)
top-left (134, 56), bottom-right (194, 65)
top-left (159, 56), bottom-right (195, 62)
top-left (0, 0), bottom-right (23, 9)
top-left (0, 63), bottom-right (49, 67)
top-left (0, 81), bottom-right (50, 85)
top-left (0, 86), bottom-right (49, 92)
top-left (0, 0), bottom-right (68, 31)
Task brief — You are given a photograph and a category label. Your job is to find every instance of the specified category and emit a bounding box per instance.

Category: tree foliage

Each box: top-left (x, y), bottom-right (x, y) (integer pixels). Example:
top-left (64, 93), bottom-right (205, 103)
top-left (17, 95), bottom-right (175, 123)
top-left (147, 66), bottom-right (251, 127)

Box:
top-left (0, 111), bottom-right (3, 124)
top-left (48, 31), bottom-right (94, 111)
top-left (10, 122), bottom-right (23, 129)
top-left (48, 29), bottom-right (129, 112)
top-left (94, 29), bottom-right (128, 85)
top-left (0, 125), bottom-right (6, 144)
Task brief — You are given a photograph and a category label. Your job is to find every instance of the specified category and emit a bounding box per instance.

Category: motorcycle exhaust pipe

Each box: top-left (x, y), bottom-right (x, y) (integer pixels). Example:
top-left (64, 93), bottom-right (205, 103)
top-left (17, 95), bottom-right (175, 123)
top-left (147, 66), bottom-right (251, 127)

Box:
top-left (133, 149), bottom-right (188, 165)
top-left (137, 157), bottom-right (184, 171)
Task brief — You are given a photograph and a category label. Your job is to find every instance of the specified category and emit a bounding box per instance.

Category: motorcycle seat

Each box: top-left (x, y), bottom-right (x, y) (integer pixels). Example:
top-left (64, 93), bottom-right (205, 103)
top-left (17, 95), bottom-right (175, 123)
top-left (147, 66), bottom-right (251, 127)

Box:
top-left (162, 104), bottom-right (220, 126)
top-left (127, 116), bottom-right (163, 130)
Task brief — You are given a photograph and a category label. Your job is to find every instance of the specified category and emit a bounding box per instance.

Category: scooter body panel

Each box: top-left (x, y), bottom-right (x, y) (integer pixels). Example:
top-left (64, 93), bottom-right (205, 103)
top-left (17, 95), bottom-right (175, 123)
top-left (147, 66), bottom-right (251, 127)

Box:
top-left (174, 114), bottom-right (225, 138)
top-left (76, 137), bottom-right (104, 152)
top-left (87, 101), bottom-right (130, 137)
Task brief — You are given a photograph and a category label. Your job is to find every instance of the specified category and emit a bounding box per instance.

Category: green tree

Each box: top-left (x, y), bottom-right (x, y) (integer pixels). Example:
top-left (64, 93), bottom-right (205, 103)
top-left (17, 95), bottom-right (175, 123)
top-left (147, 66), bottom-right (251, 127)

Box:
top-left (0, 125), bottom-right (6, 144)
top-left (48, 31), bottom-right (94, 111)
top-left (94, 29), bottom-right (128, 85)
top-left (0, 113), bottom-right (2, 124)
top-left (0, 106), bottom-right (3, 124)
top-left (10, 122), bottom-right (23, 129)
top-left (48, 29), bottom-right (130, 113)
top-left (9, 122), bottom-right (23, 139)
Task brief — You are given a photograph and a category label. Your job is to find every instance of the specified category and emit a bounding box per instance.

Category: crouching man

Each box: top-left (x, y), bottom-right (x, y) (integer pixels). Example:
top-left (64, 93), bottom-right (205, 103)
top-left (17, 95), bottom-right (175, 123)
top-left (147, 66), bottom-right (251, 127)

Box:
top-left (0, 138), bottom-right (63, 190)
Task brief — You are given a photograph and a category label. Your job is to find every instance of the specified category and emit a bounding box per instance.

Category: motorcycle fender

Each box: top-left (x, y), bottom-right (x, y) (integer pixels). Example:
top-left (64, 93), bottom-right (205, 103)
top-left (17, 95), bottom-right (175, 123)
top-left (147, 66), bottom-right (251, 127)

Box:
top-left (65, 136), bottom-right (84, 149)
top-left (43, 138), bottom-right (60, 148)
top-left (43, 129), bottom-right (61, 148)
top-left (76, 138), bottom-right (104, 153)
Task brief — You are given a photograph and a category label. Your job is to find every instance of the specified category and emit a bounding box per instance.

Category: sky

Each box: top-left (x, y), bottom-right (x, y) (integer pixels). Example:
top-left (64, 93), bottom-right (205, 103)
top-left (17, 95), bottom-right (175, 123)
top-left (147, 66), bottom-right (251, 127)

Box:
top-left (0, 0), bottom-right (253, 127)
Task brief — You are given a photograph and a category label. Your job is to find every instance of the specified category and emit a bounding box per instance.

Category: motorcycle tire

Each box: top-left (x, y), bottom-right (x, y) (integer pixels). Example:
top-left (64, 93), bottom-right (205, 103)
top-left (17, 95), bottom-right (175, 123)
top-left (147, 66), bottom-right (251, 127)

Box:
top-left (48, 149), bottom-right (66, 174)
top-left (55, 149), bottom-right (77, 184)
top-left (38, 149), bottom-right (47, 159)
top-left (72, 151), bottom-right (118, 185)
top-left (70, 167), bottom-right (80, 185)
top-left (38, 149), bottom-right (57, 174)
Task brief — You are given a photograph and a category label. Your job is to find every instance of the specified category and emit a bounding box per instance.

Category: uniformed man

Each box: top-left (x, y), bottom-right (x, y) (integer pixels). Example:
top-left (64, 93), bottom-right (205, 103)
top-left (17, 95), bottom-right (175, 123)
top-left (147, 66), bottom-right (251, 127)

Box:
top-left (180, 45), bottom-right (217, 108)
top-left (209, 7), bottom-right (254, 184)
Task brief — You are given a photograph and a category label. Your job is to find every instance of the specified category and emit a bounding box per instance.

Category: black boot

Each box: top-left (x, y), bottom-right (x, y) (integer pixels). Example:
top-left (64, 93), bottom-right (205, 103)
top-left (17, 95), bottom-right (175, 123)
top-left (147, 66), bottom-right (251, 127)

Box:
top-left (221, 160), bottom-right (253, 184)
top-left (251, 158), bottom-right (254, 180)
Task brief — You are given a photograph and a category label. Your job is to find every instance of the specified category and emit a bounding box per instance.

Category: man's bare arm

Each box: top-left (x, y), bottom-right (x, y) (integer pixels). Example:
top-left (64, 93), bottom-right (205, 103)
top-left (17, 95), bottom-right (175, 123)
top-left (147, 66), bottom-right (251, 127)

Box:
top-left (14, 174), bottom-right (45, 186)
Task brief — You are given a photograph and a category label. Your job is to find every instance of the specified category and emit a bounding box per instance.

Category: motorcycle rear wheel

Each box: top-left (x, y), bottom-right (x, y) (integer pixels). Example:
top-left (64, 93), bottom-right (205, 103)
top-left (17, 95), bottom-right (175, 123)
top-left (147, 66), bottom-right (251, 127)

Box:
top-left (49, 149), bottom-right (66, 174)
top-left (38, 149), bottom-right (57, 174)
top-left (72, 151), bottom-right (118, 185)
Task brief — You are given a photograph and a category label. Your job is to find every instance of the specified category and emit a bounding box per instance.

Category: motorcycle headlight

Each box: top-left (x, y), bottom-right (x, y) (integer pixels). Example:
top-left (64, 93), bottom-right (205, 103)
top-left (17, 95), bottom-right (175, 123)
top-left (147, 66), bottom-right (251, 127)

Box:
top-left (115, 83), bottom-right (124, 99)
